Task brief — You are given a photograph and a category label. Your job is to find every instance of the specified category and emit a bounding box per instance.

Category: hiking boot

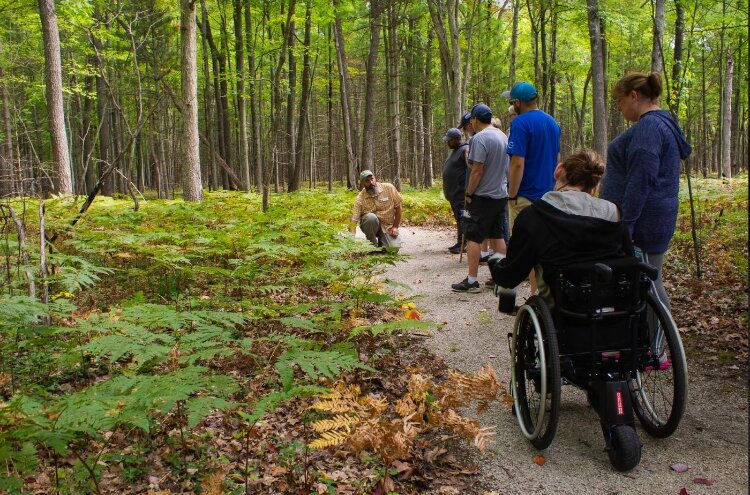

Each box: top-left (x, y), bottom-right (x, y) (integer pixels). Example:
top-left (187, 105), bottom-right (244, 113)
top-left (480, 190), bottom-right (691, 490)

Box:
top-left (485, 279), bottom-right (495, 287)
top-left (451, 277), bottom-right (481, 293)
top-left (448, 243), bottom-right (465, 254)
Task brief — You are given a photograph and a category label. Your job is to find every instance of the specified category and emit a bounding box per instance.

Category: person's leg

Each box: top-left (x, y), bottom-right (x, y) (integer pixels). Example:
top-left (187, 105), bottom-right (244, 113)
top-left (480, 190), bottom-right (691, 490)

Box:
top-left (378, 229), bottom-right (402, 253)
top-left (467, 240), bottom-right (481, 278)
top-left (450, 201), bottom-right (463, 247)
top-left (510, 197), bottom-right (537, 294)
top-left (359, 213), bottom-right (381, 247)
top-left (643, 251), bottom-right (670, 363)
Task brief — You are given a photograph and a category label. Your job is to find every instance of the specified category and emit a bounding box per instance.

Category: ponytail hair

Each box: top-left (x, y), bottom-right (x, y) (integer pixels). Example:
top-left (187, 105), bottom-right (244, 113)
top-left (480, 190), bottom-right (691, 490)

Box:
top-left (560, 149), bottom-right (605, 193)
top-left (611, 71), bottom-right (663, 101)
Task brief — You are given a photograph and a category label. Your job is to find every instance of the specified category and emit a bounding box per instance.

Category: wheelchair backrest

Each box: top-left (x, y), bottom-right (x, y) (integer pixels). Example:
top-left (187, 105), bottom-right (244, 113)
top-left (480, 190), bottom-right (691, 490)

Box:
top-left (552, 257), bottom-right (656, 318)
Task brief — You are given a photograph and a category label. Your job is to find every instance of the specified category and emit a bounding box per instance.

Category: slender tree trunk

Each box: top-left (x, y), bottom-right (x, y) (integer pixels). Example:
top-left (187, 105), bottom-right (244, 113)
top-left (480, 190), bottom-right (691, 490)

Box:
top-left (509, 0), bottom-right (519, 86)
top-left (285, 17), bottom-right (297, 188)
top-left (360, 1), bottom-right (383, 173)
top-left (38, 0), bottom-right (72, 194)
top-left (427, 0), bottom-right (455, 128)
top-left (289, 0), bottom-right (312, 191)
top-left (422, 31), bottom-right (434, 187)
top-left (234, 0), bottom-right (249, 191)
top-left (386, 2), bottom-right (402, 190)
top-left (586, 0), bottom-right (607, 158)
top-left (245, 0), bottom-right (263, 193)
top-left (720, 47), bottom-right (733, 178)
top-left (447, 0), bottom-right (462, 120)
top-left (332, 0), bottom-right (358, 188)
top-left (548, 7), bottom-right (558, 117)
top-left (651, 0), bottom-right (665, 74)
top-left (181, 0), bottom-right (202, 202)
top-left (670, 0), bottom-right (684, 117)
top-left (0, 66), bottom-right (13, 197)
top-left (327, 22), bottom-right (333, 192)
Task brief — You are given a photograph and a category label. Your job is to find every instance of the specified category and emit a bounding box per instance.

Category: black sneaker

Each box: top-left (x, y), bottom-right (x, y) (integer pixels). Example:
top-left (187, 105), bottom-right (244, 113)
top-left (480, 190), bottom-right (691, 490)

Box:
top-left (448, 243), bottom-right (465, 254)
top-left (484, 279), bottom-right (495, 287)
top-left (479, 254), bottom-right (492, 264)
top-left (451, 277), bottom-right (481, 293)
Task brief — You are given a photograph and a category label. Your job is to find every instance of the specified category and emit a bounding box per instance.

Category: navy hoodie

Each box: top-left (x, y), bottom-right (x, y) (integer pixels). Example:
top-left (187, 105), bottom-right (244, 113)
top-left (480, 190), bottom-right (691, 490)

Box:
top-left (600, 110), bottom-right (692, 253)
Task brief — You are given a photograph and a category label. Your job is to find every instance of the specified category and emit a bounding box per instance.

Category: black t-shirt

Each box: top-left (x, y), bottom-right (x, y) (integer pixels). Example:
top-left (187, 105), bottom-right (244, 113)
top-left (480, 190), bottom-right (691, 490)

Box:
top-left (442, 143), bottom-right (468, 204)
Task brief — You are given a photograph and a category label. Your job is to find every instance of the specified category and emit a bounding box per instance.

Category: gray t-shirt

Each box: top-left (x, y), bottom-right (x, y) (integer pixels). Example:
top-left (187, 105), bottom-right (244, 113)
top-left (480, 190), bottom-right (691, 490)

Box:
top-left (468, 127), bottom-right (509, 199)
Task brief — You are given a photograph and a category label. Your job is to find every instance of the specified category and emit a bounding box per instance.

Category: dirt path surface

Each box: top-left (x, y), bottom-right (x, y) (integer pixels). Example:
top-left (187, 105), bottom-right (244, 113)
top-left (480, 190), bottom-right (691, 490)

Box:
top-left (382, 226), bottom-right (748, 495)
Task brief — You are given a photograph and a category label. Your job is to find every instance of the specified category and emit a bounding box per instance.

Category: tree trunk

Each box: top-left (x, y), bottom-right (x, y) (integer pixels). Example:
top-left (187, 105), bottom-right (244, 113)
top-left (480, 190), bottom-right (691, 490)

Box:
top-left (289, 0), bottom-right (312, 191)
top-left (0, 66), bottom-right (13, 197)
top-left (720, 47), bottom-right (733, 178)
top-left (422, 31), bottom-right (434, 188)
top-left (327, 22), bottom-right (333, 192)
top-left (386, 2), bottom-right (402, 190)
top-left (586, 0), bottom-right (607, 158)
top-left (332, 0), bottom-right (358, 188)
top-left (245, 0), bottom-right (263, 193)
top-left (670, 0), bottom-right (684, 117)
top-left (447, 0), bottom-right (462, 121)
top-left (38, 0), bottom-right (72, 195)
top-left (181, 0), bottom-right (202, 202)
top-left (427, 0), bottom-right (456, 128)
top-left (285, 17), bottom-right (297, 188)
top-left (651, 0), bottom-right (665, 74)
top-left (509, 0), bottom-right (519, 86)
top-left (360, 1), bottom-right (383, 173)
top-left (234, 0), bottom-right (249, 191)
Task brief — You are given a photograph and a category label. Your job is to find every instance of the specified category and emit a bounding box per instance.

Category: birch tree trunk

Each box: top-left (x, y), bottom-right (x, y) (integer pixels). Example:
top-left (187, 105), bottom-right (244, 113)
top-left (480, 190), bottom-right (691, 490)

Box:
top-left (651, 0), bottom-right (665, 74)
top-left (181, 0), bottom-right (202, 202)
top-left (586, 0), bottom-right (607, 158)
top-left (38, 0), bottom-right (72, 195)
top-left (720, 47), bottom-right (733, 178)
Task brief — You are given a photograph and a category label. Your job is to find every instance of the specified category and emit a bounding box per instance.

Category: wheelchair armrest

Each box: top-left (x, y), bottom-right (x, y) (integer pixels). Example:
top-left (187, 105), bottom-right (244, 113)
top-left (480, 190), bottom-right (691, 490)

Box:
top-left (593, 262), bottom-right (613, 283)
top-left (637, 262), bottom-right (659, 281)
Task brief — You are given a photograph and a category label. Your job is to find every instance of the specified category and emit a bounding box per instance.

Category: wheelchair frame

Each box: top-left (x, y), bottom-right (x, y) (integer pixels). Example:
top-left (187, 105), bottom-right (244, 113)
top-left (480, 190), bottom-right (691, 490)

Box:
top-left (505, 258), bottom-right (688, 471)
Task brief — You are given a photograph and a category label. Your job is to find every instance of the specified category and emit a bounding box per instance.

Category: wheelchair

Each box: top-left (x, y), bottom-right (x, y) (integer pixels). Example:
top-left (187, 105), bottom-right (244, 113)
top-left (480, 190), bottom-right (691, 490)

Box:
top-left (500, 257), bottom-right (688, 471)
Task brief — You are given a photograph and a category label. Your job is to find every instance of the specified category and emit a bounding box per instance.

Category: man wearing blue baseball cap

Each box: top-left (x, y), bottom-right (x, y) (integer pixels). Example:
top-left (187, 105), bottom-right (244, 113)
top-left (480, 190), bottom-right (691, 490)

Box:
top-left (502, 81), bottom-right (560, 295)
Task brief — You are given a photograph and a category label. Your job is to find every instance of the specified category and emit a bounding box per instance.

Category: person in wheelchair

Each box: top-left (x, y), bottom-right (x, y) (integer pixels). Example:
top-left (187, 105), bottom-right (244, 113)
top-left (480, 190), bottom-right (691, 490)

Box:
top-left (489, 148), bottom-right (633, 306)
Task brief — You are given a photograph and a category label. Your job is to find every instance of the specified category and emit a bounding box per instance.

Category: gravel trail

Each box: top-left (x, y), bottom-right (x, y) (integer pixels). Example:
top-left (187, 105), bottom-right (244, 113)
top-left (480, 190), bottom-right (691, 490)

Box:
top-left (382, 226), bottom-right (748, 495)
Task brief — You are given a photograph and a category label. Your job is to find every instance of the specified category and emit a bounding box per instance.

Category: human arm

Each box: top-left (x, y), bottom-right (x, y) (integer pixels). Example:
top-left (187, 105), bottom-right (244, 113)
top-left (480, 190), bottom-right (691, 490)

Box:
top-left (618, 125), bottom-right (664, 236)
top-left (489, 217), bottom-right (537, 288)
top-left (349, 194), bottom-right (362, 233)
top-left (388, 203), bottom-right (401, 237)
top-left (508, 154), bottom-right (525, 201)
top-left (465, 162), bottom-right (484, 203)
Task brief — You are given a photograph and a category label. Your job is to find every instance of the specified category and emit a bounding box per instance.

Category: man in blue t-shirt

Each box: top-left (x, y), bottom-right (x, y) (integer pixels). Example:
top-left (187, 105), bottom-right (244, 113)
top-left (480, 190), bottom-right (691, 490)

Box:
top-left (502, 81), bottom-right (560, 294)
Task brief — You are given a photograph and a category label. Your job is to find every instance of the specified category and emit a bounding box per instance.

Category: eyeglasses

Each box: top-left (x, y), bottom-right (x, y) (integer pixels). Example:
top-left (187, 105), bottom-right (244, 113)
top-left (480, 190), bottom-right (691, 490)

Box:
top-left (509, 99), bottom-right (518, 104)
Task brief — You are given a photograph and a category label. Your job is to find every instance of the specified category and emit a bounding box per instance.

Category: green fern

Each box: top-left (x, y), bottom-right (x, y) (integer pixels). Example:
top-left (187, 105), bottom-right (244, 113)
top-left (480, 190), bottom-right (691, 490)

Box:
top-left (275, 348), bottom-right (375, 391)
top-left (348, 319), bottom-right (438, 339)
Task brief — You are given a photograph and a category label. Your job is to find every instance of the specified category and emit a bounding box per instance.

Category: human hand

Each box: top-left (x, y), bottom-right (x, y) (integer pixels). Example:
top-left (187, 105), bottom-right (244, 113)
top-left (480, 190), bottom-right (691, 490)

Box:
top-left (388, 226), bottom-right (399, 237)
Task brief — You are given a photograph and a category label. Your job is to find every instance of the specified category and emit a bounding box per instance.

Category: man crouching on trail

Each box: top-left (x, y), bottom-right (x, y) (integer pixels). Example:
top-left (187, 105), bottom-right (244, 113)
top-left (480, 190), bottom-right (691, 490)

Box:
top-left (349, 170), bottom-right (403, 253)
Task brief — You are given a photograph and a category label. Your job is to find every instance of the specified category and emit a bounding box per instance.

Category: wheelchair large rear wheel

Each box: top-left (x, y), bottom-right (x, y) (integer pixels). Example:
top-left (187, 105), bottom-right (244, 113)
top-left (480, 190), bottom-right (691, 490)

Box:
top-left (630, 291), bottom-right (688, 438)
top-left (511, 296), bottom-right (561, 450)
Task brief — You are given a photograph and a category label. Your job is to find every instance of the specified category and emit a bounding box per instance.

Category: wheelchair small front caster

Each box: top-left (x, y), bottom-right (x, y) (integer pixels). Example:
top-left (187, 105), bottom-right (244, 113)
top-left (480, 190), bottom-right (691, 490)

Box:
top-left (607, 425), bottom-right (642, 472)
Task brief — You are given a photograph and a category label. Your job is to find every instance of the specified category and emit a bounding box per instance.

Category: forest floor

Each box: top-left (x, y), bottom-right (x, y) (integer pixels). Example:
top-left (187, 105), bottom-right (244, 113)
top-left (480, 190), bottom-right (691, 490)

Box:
top-left (382, 226), bottom-right (748, 495)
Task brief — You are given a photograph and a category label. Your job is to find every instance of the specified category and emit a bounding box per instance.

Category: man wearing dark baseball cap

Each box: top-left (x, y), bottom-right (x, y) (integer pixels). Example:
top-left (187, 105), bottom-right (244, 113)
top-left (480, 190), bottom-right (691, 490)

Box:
top-left (502, 81), bottom-right (560, 295)
top-left (349, 170), bottom-right (403, 252)
top-left (441, 128), bottom-right (469, 254)
top-left (451, 103), bottom-right (510, 293)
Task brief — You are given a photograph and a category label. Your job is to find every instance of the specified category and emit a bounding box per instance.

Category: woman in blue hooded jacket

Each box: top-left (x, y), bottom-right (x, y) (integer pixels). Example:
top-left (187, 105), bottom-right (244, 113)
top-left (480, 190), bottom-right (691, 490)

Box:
top-left (599, 72), bottom-right (691, 313)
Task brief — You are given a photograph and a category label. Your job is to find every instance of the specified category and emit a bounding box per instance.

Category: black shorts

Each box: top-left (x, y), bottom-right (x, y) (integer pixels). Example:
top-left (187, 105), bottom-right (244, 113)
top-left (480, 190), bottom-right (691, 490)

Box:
top-left (464, 196), bottom-right (507, 244)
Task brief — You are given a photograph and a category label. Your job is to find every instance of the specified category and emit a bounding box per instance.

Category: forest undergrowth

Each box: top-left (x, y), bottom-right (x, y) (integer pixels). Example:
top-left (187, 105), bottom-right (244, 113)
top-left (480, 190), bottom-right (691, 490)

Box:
top-left (0, 187), bottom-right (501, 495)
top-left (0, 177), bottom-right (745, 494)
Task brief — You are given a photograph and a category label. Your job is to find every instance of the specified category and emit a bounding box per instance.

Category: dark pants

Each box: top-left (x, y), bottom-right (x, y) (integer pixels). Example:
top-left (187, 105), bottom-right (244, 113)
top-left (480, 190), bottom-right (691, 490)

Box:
top-left (450, 200), bottom-right (465, 243)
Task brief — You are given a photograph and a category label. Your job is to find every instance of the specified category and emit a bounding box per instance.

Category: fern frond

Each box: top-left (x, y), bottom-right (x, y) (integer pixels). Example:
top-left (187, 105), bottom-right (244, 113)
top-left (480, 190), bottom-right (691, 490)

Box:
top-left (473, 426), bottom-right (496, 451)
top-left (308, 430), bottom-right (348, 449)
top-left (310, 414), bottom-right (360, 433)
top-left (309, 399), bottom-right (355, 414)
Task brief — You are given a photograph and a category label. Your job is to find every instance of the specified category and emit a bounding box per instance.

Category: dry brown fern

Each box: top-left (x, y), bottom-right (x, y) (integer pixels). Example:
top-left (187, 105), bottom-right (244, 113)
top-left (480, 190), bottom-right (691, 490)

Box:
top-left (308, 366), bottom-right (506, 462)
